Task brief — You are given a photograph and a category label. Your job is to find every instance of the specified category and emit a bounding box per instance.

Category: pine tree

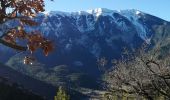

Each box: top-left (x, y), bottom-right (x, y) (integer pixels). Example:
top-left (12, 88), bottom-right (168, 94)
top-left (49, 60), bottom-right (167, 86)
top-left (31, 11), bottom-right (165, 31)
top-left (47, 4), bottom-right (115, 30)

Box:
top-left (54, 86), bottom-right (70, 100)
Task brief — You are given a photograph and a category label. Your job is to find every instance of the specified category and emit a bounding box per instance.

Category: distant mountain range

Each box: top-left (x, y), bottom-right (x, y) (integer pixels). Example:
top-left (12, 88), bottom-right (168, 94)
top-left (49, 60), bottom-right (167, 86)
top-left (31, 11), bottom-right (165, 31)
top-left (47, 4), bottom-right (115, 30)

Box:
top-left (0, 8), bottom-right (170, 99)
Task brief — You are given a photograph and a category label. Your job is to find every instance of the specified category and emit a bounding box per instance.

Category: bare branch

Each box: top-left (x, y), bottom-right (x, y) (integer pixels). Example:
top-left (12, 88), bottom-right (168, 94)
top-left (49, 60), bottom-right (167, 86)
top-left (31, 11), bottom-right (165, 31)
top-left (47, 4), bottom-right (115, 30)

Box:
top-left (0, 39), bottom-right (27, 51)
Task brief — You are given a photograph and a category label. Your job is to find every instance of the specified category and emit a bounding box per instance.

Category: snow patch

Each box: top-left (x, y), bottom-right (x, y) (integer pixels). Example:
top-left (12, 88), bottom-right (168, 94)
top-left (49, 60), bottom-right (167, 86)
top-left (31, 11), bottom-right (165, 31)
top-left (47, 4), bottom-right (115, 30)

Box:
top-left (136, 11), bottom-right (141, 15)
top-left (86, 8), bottom-right (116, 19)
top-left (118, 9), bottom-right (150, 42)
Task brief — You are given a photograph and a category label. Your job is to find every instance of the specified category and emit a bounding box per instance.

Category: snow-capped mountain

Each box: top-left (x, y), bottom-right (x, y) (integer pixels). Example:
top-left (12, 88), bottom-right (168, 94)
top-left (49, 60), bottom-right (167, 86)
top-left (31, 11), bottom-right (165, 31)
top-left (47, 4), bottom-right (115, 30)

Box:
top-left (2, 8), bottom-right (170, 65)
top-left (32, 8), bottom-right (167, 59)
top-left (3, 8), bottom-right (170, 90)
top-left (38, 8), bottom-right (151, 41)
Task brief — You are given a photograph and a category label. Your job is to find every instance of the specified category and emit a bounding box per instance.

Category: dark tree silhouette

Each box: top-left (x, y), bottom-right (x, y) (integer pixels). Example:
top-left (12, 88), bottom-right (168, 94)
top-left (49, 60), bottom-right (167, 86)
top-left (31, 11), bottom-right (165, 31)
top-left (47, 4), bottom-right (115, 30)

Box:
top-left (106, 46), bottom-right (170, 100)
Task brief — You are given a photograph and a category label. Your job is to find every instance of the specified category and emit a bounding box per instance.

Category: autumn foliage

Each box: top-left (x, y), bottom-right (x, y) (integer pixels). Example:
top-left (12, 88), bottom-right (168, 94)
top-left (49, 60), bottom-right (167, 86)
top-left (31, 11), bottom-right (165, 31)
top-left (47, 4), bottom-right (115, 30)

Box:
top-left (0, 0), bottom-right (53, 56)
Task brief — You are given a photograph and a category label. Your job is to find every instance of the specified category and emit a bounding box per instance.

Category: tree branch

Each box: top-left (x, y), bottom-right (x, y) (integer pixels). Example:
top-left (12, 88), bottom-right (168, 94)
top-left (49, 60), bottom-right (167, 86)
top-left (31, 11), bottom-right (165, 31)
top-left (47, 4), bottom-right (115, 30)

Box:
top-left (0, 39), bottom-right (27, 51)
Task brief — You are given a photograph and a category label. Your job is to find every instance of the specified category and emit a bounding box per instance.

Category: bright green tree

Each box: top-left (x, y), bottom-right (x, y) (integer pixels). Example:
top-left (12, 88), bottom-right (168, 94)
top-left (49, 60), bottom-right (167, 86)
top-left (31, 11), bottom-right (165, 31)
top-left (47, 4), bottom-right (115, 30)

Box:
top-left (54, 86), bottom-right (70, 100)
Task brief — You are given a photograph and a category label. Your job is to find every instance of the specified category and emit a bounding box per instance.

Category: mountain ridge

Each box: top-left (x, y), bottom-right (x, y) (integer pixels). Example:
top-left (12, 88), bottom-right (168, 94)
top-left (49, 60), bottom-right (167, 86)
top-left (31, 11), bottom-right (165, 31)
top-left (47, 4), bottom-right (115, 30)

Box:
top-left (4, 8), bottom-right (170, 67)
top-left (2, 8), bottom-right (170, 100)
top-left (36, 8), bottom-right (168, 43)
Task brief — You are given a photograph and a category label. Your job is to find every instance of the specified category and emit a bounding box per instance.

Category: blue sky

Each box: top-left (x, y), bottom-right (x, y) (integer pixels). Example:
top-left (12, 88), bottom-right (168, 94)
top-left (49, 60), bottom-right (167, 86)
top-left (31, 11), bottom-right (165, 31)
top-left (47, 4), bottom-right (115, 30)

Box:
top-left (45, 0), bottom-right (170, 21)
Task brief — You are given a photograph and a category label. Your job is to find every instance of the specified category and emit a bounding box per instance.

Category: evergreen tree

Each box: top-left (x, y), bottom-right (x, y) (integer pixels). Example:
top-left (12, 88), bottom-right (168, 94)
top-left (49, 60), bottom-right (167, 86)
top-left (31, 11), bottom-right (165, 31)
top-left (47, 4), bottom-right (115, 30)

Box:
top-left (54, 86), bottom-right (70, 100)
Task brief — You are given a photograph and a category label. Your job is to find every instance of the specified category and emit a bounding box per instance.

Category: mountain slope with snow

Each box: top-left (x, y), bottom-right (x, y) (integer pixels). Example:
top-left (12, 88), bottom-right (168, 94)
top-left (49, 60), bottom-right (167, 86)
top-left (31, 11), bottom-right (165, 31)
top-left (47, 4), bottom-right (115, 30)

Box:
top-left (4, 8), bottom-right (170, 93)
top-left (38, 8), bottom-right (152, 41)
